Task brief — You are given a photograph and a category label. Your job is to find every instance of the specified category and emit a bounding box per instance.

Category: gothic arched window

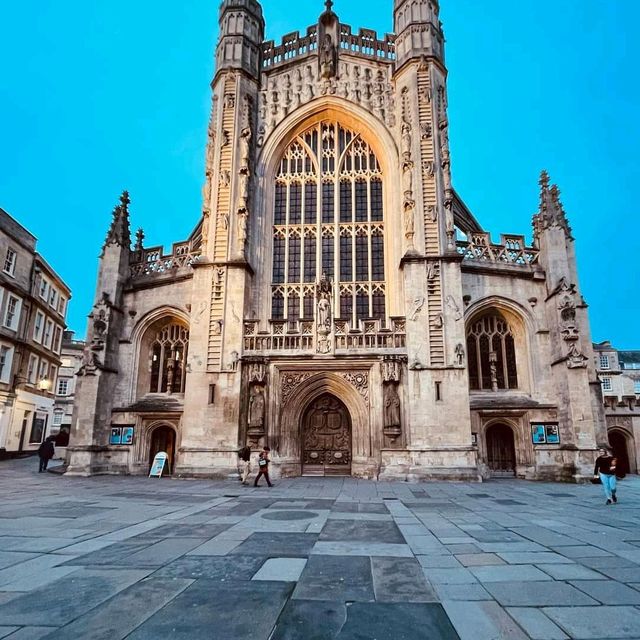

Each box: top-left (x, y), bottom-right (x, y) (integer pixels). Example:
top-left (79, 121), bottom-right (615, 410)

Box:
top-left (148, 323), bottom-right (189, 394)
top-left (466, 312), bottom-right (518, 391)
top-left (271, 121), bottom-right (386, 325)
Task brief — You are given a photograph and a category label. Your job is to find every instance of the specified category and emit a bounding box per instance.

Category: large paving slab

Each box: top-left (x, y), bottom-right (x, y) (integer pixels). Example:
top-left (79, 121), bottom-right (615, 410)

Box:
top-left (0, 457), bottom-right (639, 639)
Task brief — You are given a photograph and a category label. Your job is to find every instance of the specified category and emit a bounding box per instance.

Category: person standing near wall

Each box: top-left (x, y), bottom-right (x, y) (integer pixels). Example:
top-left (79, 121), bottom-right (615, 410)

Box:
top-left (238, 445), bottom-right (251, 485)
top-left (254, 447), bottom-right (273, 487)
top-left (594, 447), bottom-right (618, 505)
top-left (37, 437), bottom-right (55, 473)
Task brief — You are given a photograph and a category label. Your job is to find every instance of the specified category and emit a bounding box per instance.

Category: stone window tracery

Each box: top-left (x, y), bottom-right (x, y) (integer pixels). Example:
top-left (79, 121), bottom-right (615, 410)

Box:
top-left (466, 312), bottom-right (518, 391)
top-left (271, 121), bottom-right (386, 325)
top-left (148, 323), bottom-right (189, 394)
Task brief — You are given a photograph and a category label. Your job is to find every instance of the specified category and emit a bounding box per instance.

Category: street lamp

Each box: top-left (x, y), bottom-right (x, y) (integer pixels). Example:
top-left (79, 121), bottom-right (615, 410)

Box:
top-left (37, 377), bottom-right (51, 392)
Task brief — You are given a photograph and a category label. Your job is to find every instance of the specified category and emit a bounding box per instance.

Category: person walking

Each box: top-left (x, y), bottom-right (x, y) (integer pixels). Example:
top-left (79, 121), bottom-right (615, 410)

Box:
top-left (594, 447), bottom-right (618, 505)
top-left (37, 436), bottom-right (55, 473)
top-left (238, 445), bottom-right (251, 485)
top-left (254, 446), bottom-right (273, 487)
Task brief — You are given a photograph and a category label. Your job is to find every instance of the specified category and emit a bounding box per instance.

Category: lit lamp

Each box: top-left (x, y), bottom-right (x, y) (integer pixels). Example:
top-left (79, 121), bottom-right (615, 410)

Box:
top-left (37, 377), bottom-right (51, 392)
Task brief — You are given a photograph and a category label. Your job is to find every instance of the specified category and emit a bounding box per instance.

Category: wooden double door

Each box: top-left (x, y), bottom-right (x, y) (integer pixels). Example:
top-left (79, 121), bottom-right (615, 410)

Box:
top-left (302, 394), bottom-right (352, 476)
top-left (149, 426), bottom-right (176, 475)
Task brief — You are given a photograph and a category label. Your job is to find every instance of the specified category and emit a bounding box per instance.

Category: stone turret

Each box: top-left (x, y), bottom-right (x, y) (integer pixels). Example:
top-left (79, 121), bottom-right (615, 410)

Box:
top-left (533, 172), bottom-right (608, 466)
top-left (216, 0), bottom-right (265, 79)
top-left (66, 193), bottom-right (132, 475)
top-left (394, 0), bottom-right (445, 69)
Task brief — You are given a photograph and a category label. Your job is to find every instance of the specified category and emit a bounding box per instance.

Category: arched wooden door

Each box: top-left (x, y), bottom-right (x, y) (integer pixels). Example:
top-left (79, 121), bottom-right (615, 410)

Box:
top-left (486, 424), bottom-right (516, 477)
top-left (301, 394), bottom-right (352, 477)
top-left (609, 430), bottom-right (630, 477)
top-left (149, 426), bottom-right (176, 475)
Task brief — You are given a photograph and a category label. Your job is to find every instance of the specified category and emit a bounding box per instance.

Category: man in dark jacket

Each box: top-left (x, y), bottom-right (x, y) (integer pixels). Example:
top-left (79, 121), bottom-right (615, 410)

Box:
top-left (238, 445), bottom-right (251, 485)
top-left (37, 437), bottom-right (55, 473)
top-left (594, 447), bottom-right (618, 505)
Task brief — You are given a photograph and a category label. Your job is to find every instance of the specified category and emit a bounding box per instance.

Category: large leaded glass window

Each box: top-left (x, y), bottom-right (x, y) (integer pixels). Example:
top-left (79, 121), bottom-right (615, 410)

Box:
top-left (271, 122), bottom-right (386, 325)
top-left (466, 313), bottom-right (518, 391)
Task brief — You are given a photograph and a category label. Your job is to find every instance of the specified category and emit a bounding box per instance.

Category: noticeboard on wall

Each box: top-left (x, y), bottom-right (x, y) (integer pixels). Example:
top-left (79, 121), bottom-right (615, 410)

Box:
top-left (110, 426), bottom-right (135, 446)
top-left (531, 423), bottom-right (561, 445)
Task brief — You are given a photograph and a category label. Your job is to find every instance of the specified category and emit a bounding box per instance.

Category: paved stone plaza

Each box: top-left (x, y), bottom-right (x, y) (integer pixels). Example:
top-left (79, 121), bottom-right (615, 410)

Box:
top-left (0, 459), bottom-right (639, 639)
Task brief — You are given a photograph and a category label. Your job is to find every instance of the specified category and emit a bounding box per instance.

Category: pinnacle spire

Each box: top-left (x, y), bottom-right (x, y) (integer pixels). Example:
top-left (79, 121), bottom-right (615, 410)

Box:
top-left (533, 171), bottom-right (572, 239)
top-left (103, 190), bottom-right (132, 251)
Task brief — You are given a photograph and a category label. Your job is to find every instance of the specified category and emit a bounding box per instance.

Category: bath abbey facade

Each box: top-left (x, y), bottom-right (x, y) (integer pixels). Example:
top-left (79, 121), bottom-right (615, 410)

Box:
top-left (67, 0), bottom-right (607, 481)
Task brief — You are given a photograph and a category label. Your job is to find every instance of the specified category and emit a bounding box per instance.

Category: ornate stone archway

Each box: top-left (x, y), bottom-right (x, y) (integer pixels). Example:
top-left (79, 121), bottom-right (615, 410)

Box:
top-left (274, 369), bottom-right (373, 477)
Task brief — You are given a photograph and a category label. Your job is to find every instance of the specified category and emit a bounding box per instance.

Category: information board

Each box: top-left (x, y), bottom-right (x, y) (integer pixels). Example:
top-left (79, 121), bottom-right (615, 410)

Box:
top-left (149, 452), bottom-right (168, 478)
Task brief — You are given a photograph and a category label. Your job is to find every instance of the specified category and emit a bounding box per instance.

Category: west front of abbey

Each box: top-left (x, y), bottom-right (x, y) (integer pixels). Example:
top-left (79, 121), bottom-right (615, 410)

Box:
top-left (67, 0), bottom-right (607, 482)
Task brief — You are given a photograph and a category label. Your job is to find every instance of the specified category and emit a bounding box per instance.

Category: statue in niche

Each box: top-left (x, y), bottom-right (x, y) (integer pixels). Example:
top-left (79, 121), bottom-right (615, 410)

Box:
top-left (318, 296), bottom-right (331, 330)
top-left (319, 33), bottom-right (336, 79)
top-left (302, 66), bottom-right (314, 102)
top-left (221, 130), bottom-right (230, 148)
top-left (239, 127), bottom-right (252, 173)
top-left (237, 211), bottom-right (248, 248)
top-left (248, 386), bottom-right (266, 429)
top-left (403, 200), bottom-right (416, 243)
top-left (349, 66), bottom-right (361, 103)
top-left (384, 384), bottom-right (401, 429)
top-left (455, 343), bottom-right (465, 366)
top-left (238, 172), bottom-right (250, 212)
top-left (402, 161), bottom-right (413, 196)
top-left (401, 119), bottom-right (412, 162)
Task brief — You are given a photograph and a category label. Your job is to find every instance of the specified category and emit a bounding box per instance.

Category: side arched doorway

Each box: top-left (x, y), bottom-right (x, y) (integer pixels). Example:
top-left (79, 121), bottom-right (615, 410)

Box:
top-left (486, 423), bottom-right (516, 477)
top-left (149, 425), bottom-right (176, 475)
top-left (608, 430), bottom-right (632, 477)
top-left (301, 394), bottom-right (352, 477)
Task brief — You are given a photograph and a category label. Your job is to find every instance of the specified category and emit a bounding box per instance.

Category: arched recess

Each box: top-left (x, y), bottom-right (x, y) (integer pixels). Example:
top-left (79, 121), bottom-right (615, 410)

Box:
top-left (130, 307), bottom-right (191, 401)
top-left (276, 372), bottom-right (370, 469)
top-left (143, 421), bottom-right (178, 475)
top-left (481, 418), bottom-right (523, 477)
top-left (464, 297), bottom-right (534, 394)
top-left (252, 97), bottom-right (404, 326)
top-left (608, 427), bottom-right (636, 475)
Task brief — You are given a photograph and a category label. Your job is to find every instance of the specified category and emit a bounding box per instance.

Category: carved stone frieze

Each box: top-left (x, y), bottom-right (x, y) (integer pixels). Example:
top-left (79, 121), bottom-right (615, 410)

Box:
top-left (340, 371), bottom-right (369, 402)
top-left (259, 60), bottom-right (395, 144)
top-left (281, 372), bottom-right (313, 405)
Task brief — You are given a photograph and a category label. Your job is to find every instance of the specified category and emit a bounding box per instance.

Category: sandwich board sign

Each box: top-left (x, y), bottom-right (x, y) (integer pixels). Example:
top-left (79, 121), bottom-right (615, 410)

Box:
top-left (149, 452), bottom-right (168, 478)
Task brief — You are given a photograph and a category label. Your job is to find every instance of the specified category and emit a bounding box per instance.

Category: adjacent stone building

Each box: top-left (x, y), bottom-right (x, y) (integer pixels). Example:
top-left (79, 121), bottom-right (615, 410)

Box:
top-left (51, 330), bottom-right (85, 450)
top-left (594, 341), bottom-right (640, 475)
top-left (67, 0), bottom-right (606, 481)
top-left (0, 208), bottom-right (71, 455)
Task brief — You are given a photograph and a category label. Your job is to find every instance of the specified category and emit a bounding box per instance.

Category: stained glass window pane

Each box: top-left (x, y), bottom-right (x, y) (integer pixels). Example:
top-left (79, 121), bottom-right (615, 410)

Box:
top-left (273, 238), bottom-right (285, 283)
top-left (340, 236), bottom-right (352, 282)
top-left (289, 183), bottom-right (302, 224)
top-left (340, 294), bottom-right (353, 319)
top-left (272, 293), bottom-right (284, 319)
top-left (305, 183), bottom-right (317, 224)
top-left (275, 183), bottom-right (287, 224)
top-left (355, 180), bottom-right (368, 222)
top-left (288, 294), bottom-right (300, 321)
top-left (371, 235), bottom-right (384, 281)
top-left (356, 293), bottom-right (369, 321)
top-left (355, 235), bottom-right (368, 281)
top-left (322, 183), bottom-right (334, 223)
top-left (340, 181), bottom-right (352, 223)
top-left (371, 178), bottom-right (383, 221)
top-left (288, 237), bottom-right (301, 282)
top-left (322, 236), bottom-right (334, 278)
top-left (304, 238), bottom-right (316, 283)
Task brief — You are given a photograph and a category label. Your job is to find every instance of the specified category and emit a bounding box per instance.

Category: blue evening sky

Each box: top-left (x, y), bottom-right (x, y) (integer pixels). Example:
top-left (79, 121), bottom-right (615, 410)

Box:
top-left (1, 0), bottom-right (638, 348)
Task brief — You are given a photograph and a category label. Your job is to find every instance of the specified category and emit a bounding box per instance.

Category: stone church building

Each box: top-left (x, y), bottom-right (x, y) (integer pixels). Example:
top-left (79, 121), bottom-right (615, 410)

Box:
top-left (67, 0), bottom-right (607, 481)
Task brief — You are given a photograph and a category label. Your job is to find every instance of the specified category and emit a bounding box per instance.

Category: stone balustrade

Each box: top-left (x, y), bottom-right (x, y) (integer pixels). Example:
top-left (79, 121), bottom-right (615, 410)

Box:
top-left (457, 233), bottom-right (539, 267)
top-left (261, 23), bottom-right (395, 70)
top-left (243, 317), bottom-right (406, 353)
top-left (129, 243), bottom-right (201, 279)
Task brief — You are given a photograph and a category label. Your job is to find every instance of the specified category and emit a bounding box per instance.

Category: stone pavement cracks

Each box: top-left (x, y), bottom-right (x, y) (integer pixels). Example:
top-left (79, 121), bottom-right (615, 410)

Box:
top-left (0, 458), bottom-right (639, 639)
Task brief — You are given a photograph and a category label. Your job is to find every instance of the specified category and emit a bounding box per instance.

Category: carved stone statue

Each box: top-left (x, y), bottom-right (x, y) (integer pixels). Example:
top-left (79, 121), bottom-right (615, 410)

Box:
top-left (237, 211), bottom-right (248, 248)
top-left (401, 119), bottom-right (412, 162)
top-left (455, 343), bottom-right (465, 366)
top-left (238, 172), bottom-right (250, 212)
top-left (384, 384), bottom-right (401, 429)
top-left (318, 296), bottom-right (331, 330)
top-left (239, 127), bottom-right (252, 173)
top-left (319, 34), bottom-right (336, 79)
top-left (248, 386), bottom-right (265, 428)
